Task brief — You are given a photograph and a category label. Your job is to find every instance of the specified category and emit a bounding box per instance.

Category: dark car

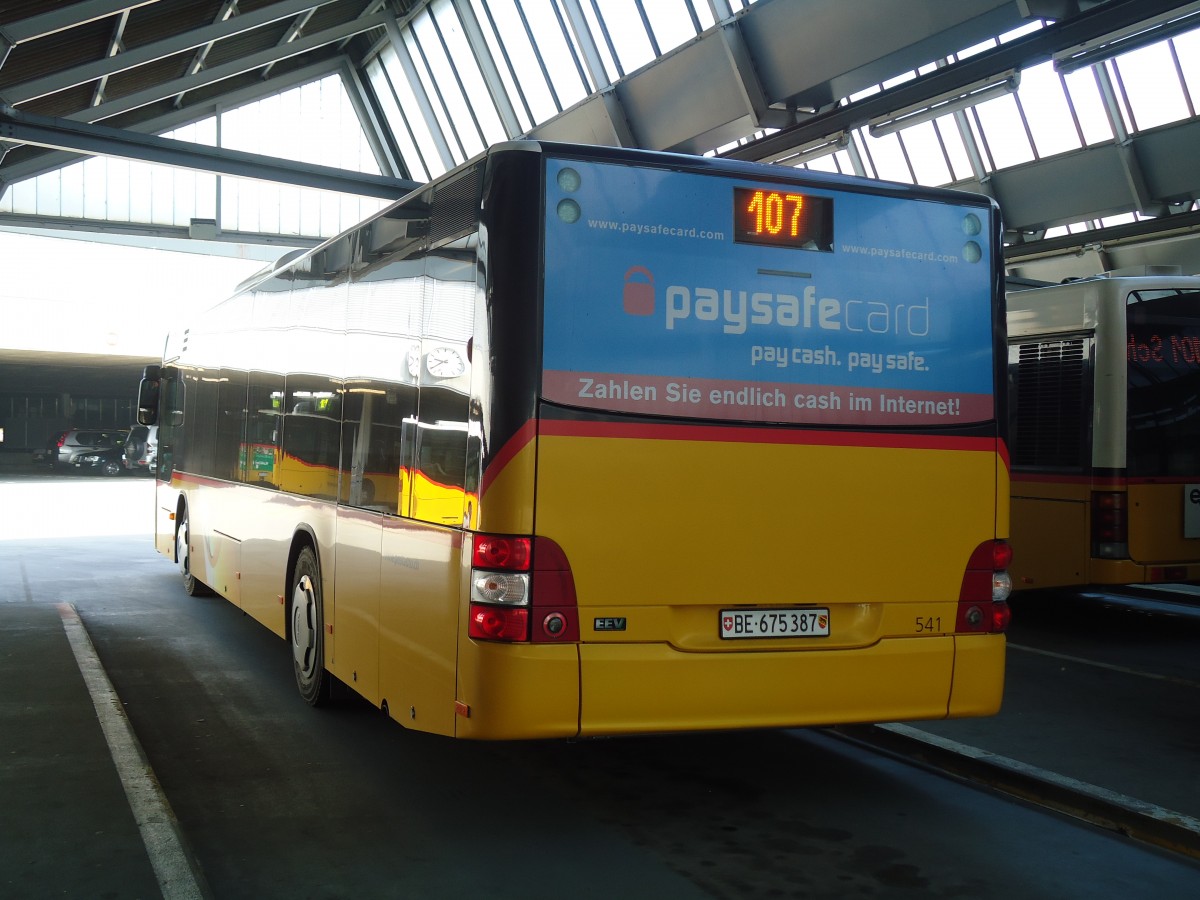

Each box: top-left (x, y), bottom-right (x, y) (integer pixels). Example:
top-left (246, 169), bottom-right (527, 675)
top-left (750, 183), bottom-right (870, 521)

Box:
top-left (72, 446), bottom-right (127, 476)
top-left (53, 429), bottom-right (129, 468)
top-left (32, 431), bottom-right (67, 466)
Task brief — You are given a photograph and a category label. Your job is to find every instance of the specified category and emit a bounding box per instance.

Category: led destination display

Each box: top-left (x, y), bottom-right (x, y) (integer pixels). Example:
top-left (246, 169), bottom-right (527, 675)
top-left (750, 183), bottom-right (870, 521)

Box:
top-left (732, 187), bottom-right (833, 251)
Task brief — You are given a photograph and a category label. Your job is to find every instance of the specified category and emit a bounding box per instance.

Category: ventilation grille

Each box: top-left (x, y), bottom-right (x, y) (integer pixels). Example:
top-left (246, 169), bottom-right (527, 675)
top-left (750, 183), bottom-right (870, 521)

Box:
top-left (428, 162), bottom-right (482, 246)
top-left (1014, 339), bottom-right (1086, 468)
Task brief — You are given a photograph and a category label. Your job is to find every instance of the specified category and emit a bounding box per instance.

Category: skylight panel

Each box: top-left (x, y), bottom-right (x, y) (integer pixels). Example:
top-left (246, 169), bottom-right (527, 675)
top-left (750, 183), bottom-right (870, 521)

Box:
top-left (1108, 40), bottom-right (1190, 130)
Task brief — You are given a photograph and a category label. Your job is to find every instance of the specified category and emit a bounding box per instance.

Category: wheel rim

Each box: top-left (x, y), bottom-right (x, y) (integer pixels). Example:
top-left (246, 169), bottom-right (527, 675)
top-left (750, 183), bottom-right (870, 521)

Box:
top-left (177, 519), bottom-right (189, 578)
top-left (292, 574), bottom-right (318, 679)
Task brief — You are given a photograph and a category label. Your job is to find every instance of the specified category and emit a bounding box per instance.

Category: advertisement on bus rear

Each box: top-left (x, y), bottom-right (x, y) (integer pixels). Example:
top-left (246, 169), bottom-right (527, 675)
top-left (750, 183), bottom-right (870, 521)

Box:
top-left (540, 156), bottom-right (996, 427)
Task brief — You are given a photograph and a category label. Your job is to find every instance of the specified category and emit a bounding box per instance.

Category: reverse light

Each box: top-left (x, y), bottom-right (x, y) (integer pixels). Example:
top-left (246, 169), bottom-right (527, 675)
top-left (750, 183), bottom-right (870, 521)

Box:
top-left (471, 571), bottom-right (528, 604)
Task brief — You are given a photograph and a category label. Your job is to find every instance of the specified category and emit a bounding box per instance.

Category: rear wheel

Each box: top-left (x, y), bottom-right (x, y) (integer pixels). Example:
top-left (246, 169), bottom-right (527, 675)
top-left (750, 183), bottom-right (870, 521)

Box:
top-left (290, 546), bottom-right (330, 706)
top-left (101, 459), bottom-right (122, 477)
top-left (176, 508), bottom-right (211, 596)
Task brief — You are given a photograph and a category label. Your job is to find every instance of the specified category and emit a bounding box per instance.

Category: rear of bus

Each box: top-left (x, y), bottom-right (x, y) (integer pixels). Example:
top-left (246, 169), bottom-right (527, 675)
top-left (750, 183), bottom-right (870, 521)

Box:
top-left (461, 144), bottom-right (1009, 738)
top-left (1008, 276), bottom-right (1200, 588)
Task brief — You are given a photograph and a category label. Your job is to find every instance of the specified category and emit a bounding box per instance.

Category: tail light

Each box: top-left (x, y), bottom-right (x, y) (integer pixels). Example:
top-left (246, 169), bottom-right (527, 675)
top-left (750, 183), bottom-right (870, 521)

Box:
top-left (468, 534), bottom-right (578, 643)
top-left (1091, 491), bottom-right (1128, 559)
top-left (956, 540), bottom-right (1012, 633)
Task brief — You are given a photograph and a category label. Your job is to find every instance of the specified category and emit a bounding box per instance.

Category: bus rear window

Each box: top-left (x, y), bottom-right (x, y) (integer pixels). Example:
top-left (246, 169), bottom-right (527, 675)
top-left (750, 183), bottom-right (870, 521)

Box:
top-left (1126, 291), bottom-right (1200, 477)
top-left (540, 157), bottom-right (996, 430)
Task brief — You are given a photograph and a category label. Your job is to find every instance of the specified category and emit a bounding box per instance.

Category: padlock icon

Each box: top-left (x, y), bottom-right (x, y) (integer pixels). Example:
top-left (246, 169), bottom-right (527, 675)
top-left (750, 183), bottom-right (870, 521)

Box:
top-left (622, 266), bottom-right (654, 316)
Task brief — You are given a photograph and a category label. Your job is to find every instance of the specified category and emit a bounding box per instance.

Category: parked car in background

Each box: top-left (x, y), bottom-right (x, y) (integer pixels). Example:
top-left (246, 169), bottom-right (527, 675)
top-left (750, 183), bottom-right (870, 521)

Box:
top-left (73, 446), bottom-right (127, 476)
top-left (53, 429), bottom-right (129, 468)
top-left (123, 425), bottom-right (158, 475)
top-left (32, 431), bottom-right (67, 465)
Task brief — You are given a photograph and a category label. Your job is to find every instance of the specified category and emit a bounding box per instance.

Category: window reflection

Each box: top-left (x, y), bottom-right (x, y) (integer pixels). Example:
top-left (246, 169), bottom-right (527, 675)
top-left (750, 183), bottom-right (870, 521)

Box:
top-left (341, 383), bottom-right (413, 514)
top-left (242, 372), bottom-right (284, 487)
top-left (281, 375), bottom-right (342, 501)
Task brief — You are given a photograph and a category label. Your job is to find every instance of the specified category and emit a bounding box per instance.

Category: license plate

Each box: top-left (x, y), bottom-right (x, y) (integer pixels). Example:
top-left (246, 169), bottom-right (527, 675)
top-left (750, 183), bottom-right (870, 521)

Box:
top-left (720, 608), bottom-right (830, 639)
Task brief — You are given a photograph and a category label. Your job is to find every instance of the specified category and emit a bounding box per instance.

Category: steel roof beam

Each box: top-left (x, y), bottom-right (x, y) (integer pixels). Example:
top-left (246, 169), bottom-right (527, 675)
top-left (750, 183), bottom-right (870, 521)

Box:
top-left (0, 0), bottom-right (154, 46)
top-left (339, 59), bottom-right (405, 179)
top-left (0, 103), bottom-right (418, 199)
top-left (1, 0), bottom-right (343, 106)
top-left (721, 0), bottom-right (1194, 163)
top-left (61, 11), bottom-right (389, 126)
top-left (452, 0), bottom-right (521, 138)
top-left (0, 58), bottom-right (348, 187)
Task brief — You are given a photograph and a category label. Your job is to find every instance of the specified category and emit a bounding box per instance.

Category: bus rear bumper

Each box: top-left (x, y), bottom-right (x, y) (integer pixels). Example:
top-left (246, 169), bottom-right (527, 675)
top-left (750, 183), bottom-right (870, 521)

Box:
top-left (576, 634), bottom-right (1005, 738)
top-left (1090, 558), bottom-right (1200, 585)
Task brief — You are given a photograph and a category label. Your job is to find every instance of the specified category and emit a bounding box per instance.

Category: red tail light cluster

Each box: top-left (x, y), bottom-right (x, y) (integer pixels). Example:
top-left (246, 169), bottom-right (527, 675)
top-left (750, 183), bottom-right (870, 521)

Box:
top-left (1091, 491), bottom-right (1129, 560)
top-left (956, 540), bottom-right (1012, 633)
top-left (468, 533), bottom-right (579, 643)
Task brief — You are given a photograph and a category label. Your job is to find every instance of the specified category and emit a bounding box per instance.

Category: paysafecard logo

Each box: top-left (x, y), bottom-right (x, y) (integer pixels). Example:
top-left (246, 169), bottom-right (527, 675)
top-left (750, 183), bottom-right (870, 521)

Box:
top-left (622, 266), bottom-right (654, 316)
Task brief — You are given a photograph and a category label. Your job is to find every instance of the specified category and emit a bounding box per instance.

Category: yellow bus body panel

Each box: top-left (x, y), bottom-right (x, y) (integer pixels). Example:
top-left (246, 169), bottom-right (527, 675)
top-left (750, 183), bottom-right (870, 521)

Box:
top-left (1010, 480), bottom-right (1090, 589)
top-left (476, 425), bottom-right (538, 536)
top-left (454, 642), bottom-right (581, 739)
top-left (577, 632), bottom-right (1004, 736)
top-left (377, 519), bottom-right (462, 737)
top-left (537, 433), bottom-right (997, 605)
top-left (948, 633), bottom-right (1007, 716)
top-left (1012, 479), bottom-right (1200, 588)
top-left (1128, 483), bottom-right (1200, 566)
top-left (525, 430), bottom-right (1004, 735)
top-left (331, 508), bottom-right (383, 706)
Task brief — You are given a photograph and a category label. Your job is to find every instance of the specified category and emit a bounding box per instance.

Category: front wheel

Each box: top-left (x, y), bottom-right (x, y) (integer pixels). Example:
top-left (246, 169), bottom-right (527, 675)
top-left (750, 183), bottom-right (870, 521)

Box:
top-left (176, 508), bottom-right (212, 596)
top-left (290, 546), bottom-right (330, 706)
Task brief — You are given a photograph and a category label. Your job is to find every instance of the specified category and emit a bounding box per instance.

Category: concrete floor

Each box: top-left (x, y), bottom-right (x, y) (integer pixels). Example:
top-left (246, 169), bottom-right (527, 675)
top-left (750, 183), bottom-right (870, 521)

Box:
top-left (3, 466), bottom-right (1199, 899)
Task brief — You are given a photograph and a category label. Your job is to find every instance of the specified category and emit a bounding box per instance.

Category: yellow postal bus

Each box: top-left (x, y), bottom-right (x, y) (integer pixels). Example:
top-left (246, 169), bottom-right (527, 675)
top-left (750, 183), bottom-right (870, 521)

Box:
top-left (139, 141), bottom-right (1011, 739)
top-left (1008, 274), bottom-right (1200, 590)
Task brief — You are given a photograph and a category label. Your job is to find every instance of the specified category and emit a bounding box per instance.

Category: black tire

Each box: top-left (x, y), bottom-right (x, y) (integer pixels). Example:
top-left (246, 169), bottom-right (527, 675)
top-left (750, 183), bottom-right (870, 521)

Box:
top-left (290, 546), bottom-right (330, 706)
top-left (102, 459), bottom-right (122, 477)
top-left (176, 508), bottom-right (212, 597)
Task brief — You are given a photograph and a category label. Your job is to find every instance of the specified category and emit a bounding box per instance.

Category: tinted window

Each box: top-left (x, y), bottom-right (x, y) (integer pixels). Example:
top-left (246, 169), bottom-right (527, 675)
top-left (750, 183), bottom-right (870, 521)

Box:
top-left (281, 375), bottom-right (341, 500)
top-left (1126, 291), bottom-right (1200, 477)
top-left (242, 371), bottom-right (284, 486)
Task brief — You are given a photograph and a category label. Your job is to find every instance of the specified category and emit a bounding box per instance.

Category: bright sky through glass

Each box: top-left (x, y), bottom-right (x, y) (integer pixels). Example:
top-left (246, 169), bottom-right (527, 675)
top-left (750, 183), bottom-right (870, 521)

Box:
top-left (1, 0), bottom-right (1199, 293)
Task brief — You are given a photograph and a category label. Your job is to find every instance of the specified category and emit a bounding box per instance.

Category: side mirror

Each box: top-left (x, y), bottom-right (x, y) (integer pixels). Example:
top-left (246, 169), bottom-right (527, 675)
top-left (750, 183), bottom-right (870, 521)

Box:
top-left (137, 369), bottom-right (161, 426)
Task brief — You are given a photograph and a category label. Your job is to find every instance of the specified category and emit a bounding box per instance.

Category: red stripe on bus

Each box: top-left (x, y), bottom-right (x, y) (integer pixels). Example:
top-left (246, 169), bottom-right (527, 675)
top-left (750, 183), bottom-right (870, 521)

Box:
top-left (538, 419), bottom-right (1001, 453)
top-left (1012, 473), bottom-right (1200, 486)
top-left (479, 420), bottom-right (538, 496)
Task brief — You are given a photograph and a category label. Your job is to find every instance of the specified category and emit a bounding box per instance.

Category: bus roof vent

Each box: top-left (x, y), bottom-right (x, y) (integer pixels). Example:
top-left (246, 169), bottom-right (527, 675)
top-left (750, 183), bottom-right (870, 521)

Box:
top-left (1014, 338), bottom-right (1086, 469)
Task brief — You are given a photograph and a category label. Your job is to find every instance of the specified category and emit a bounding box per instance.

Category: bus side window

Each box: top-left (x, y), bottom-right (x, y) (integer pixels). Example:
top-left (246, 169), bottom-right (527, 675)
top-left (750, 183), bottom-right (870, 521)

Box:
top-left (190, 368), bottom-right (221, 479)
top-left (243, 371), bottom-right (284, 487)
top-left (411, 388), bottom-right (469, 527)
top-left (340, 383), bottom-right (413, 514)
top-left (216, 369), bottom-right (248, 483)
top-left (281, 376), bottom-right (342, 500)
